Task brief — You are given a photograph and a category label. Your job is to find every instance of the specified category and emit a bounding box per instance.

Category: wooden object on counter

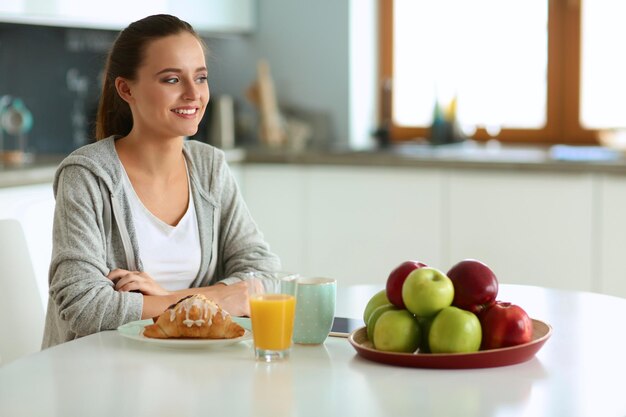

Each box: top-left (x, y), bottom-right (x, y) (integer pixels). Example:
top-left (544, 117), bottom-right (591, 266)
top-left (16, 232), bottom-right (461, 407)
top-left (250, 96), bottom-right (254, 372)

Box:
top-left (246, 59), bottom-right (286, 147)
top-left (1, 150), bottom-right (27, 166)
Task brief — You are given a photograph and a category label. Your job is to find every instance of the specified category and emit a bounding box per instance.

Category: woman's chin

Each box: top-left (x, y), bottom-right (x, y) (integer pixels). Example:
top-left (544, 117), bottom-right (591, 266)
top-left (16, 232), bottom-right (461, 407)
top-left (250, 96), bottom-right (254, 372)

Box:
top-left (177, 127), bottom-right (200, 139)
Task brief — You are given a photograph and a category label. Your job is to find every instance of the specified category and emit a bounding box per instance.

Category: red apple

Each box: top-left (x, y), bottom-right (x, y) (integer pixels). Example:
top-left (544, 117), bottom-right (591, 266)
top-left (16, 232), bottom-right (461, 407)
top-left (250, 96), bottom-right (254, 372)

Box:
top-left (446, 259), bottom-right (498, 314)
top-left (386, 260), bottom-right (427, 308)
top-left (480, 301), bottom-right (533, 350)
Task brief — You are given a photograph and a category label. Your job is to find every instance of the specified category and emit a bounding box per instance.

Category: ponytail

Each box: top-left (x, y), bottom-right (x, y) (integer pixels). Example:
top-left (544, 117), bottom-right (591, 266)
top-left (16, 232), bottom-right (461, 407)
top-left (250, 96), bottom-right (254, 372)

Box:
top-left (95, 69), bottom-right (133, 140)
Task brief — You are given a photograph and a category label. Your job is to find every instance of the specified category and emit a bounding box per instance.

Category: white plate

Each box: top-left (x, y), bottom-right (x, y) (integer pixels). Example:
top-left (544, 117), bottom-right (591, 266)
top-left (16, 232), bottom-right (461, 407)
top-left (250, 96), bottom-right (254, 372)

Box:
top-left (117, 319), bottom-right (252, 349)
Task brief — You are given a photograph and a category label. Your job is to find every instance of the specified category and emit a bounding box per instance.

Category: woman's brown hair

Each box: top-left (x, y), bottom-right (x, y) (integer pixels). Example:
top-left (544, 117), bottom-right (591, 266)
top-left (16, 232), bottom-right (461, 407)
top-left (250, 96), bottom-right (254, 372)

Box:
top-left (95, 14), bottom-right (204, 140)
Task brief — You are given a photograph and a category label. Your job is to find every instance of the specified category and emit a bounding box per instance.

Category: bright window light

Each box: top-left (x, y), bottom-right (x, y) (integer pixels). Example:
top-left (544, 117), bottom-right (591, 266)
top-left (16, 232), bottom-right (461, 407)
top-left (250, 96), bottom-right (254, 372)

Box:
top-left (580, 0), bottom-right (626, 129)
top-left (393, 0), bottom-right (548, 131)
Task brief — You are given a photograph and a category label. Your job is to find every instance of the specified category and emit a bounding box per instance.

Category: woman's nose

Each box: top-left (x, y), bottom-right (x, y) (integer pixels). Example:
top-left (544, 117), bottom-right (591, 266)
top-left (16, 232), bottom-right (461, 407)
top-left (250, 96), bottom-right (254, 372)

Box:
top-left (182, 79), bottom-right (202, 100)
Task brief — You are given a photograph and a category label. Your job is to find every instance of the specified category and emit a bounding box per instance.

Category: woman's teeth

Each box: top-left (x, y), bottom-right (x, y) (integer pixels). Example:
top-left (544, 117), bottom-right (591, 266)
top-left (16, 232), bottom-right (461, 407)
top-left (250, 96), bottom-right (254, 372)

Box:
top-left (173, 108), bottom-right (196, 115)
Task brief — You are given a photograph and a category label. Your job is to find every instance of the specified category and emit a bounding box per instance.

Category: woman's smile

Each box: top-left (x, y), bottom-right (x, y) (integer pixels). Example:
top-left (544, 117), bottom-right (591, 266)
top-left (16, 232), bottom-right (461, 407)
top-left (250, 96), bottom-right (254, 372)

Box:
top-left (172, 106), bottom-right (200, 118)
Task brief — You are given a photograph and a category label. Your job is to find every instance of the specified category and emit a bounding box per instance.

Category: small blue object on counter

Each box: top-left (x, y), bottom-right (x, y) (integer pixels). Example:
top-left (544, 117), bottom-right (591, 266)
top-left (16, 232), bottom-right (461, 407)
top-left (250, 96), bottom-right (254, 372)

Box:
top-left (549, 145), bottom-right (622, 162)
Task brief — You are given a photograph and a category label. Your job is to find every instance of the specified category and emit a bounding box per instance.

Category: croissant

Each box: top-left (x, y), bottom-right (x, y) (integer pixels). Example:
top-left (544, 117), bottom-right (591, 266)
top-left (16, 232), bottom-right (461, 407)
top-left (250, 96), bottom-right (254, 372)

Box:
top-left (143, 294), bottom-right (245, 339)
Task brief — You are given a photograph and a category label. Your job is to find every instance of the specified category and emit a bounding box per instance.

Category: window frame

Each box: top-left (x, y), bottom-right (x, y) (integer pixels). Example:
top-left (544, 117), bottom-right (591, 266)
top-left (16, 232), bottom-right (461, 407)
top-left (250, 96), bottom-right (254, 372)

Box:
top-left (379, 0), bottom-right (599, 144)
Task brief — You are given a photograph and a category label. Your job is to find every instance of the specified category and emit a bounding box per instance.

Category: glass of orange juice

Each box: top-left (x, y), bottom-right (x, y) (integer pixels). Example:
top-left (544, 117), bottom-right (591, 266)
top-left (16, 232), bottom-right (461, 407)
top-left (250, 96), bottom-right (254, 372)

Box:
top-left (247, 272), bottom-right (298, 362)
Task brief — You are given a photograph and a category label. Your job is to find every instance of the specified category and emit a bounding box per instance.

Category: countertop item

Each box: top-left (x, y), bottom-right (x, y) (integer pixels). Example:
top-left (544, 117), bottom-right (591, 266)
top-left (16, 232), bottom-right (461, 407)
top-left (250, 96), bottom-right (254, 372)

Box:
top-left (1, 284), bottom-right (624, 417)
top-left (348, 319), bottom-right (552, 369)
top-left (0, 154), bottom-right (62, 187)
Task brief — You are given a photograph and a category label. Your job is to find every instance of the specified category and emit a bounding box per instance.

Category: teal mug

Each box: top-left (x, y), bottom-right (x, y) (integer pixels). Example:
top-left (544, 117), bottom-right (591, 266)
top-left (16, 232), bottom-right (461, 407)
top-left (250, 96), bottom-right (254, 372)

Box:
top-left (292, 277), bottom-right (337, 344)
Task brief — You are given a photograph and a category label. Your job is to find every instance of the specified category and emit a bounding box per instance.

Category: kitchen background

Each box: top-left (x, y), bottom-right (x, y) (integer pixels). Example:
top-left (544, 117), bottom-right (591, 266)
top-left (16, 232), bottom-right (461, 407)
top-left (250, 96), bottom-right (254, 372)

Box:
top-left (0, 0), bottom-right (375, 156)
top-left (0, 0), bottom-right (381, 308)
top-left (3, 1), bottom-right (626, 308)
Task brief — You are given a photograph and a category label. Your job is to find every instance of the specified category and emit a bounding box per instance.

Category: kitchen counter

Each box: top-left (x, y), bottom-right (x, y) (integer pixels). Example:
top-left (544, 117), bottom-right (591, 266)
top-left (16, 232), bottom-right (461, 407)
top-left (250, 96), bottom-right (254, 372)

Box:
top-left (243, 141), bottom-right (626, 174)
top-left (4, 141), bottom-right (626, 188)
top-left (0, 148), bottom-right (247, 188)
top-left (0, 154), bottom-right (64, 188)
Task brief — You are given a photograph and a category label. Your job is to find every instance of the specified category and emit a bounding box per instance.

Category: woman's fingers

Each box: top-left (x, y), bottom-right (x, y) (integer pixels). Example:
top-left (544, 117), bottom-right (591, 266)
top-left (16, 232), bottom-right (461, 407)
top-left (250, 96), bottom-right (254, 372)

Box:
top-left (108, 270), bottom-right (169, 296)
top-left (107, 268), bottom-right (131, 282)
top-left (116, 279), bottom-right (140, 293)
top-left (113, 273), bottom-right (137, 291)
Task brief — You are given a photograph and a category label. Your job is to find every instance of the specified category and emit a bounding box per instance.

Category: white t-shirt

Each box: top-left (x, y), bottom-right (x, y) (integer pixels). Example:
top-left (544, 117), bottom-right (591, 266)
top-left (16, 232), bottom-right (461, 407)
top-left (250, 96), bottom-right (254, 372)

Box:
top-left (120, 161), bottom-right (201, 291)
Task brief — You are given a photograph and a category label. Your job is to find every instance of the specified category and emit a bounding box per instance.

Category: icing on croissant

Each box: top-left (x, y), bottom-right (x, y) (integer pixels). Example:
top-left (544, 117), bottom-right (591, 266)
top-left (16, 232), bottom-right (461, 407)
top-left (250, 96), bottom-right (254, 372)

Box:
top-left (143, 294), bottom-right (245, 339)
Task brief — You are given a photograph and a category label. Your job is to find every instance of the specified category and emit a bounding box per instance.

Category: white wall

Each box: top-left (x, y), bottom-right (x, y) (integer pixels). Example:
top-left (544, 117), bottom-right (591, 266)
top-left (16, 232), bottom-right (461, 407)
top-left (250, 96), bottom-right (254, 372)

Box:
top-left (349, 0), bottom-right (378, 149)
top-left (207, 0), bottom-right (378, 147)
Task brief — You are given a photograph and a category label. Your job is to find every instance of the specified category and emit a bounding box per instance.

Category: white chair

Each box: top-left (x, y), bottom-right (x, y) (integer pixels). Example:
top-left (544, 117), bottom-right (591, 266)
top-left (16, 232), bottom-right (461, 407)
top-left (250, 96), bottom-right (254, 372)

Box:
top-left (0, 218), bottom-right (45, 365)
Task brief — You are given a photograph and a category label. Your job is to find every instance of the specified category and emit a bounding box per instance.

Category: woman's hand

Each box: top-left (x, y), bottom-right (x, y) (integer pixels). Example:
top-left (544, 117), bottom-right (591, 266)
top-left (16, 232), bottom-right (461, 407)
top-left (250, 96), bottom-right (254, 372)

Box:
top-left (107, 269), bottom-right (170, 296)
top-left (202, 281), bottom-right (253, 317)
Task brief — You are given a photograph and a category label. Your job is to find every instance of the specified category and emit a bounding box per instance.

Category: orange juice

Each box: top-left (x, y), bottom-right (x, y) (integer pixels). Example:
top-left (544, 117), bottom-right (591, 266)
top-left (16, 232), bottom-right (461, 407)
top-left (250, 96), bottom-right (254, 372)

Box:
top-left (249, 294), bottom-right (296, 350)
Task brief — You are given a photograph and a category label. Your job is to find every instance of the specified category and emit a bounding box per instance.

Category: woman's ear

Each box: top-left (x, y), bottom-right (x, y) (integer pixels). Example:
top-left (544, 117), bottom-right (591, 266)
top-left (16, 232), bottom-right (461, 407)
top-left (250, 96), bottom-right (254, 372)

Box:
top-left (115, 77), bottom-right (133, 104)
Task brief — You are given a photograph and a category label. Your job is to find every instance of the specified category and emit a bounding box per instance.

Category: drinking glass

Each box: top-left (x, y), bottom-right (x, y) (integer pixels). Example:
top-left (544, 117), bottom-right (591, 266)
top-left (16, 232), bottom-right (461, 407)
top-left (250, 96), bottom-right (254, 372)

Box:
top-left (247, 272), bottom-right (298, 362)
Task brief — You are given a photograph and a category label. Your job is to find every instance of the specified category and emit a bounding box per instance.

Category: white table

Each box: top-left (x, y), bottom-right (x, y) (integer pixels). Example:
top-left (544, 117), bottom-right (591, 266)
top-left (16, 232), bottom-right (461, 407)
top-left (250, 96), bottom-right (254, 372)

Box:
top-left (1, 284), bottom-right (625, 417)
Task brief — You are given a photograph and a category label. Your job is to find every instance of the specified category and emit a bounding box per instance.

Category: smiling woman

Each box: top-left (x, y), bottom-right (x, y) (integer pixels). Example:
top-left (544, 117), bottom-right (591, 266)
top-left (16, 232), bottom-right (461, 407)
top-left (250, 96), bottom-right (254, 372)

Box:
top-left (42, 14), bottom-right (280, 349)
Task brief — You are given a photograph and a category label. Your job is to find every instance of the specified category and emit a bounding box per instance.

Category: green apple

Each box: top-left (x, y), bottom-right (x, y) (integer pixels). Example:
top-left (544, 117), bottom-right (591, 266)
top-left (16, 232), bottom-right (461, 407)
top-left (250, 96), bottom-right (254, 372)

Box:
top-left (429, 306), bottom-right (482, 353)
top-left (366, 303), bottom-right (396, 341)
top-left (372, 309), bottom-right (420, 353)
top-left (401, 267), bottom-right (454, 317)
top-left (363, 289), bottom-right (390, 323)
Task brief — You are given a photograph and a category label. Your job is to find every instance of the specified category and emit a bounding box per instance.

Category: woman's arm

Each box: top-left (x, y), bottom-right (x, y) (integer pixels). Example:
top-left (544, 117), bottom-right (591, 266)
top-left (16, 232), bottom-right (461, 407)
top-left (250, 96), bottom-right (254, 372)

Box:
top-left (49, 166), bottom-right (143, 337)
top-left (109, 268), bottom-right (252, 317)
top-left (143, 282), bottom-right (251, 317)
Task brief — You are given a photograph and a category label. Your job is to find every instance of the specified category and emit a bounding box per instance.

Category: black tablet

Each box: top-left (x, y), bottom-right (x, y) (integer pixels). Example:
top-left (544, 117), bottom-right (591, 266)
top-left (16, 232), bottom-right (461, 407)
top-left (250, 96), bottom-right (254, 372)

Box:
top-left (329, 317), bottom-right (364, 338)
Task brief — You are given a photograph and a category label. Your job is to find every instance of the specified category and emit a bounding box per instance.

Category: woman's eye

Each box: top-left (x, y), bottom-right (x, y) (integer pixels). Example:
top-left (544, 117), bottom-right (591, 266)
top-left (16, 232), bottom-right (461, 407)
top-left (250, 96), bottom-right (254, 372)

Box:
top-left (163, 77), bottom-right (179, 84)
top-left (195, 75), bottom-right (208, 84)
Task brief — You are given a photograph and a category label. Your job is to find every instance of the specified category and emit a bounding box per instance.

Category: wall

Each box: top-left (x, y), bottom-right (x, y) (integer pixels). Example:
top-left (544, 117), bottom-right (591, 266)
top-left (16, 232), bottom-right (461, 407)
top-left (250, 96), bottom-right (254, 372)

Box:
top-left (207, 0), bottom-right (352, 147)
top-left (0, 22), bottom-right (217, 154)
top-left (0, 23), bottom-right (115, 154)
top-left (349, 0), bottom-right (378, 149)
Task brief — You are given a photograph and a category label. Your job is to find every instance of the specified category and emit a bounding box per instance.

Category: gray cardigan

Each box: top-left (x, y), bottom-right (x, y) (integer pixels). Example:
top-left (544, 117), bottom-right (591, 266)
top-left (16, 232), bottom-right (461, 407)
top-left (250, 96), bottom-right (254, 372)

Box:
top-left (42, 136), bottom-right (280, 348)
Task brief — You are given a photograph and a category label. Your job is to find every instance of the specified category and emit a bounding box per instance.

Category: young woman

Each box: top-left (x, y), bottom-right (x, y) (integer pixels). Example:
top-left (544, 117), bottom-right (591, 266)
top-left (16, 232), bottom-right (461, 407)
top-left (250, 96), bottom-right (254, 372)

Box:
top-left (42, 14), bottom-right (280, 348)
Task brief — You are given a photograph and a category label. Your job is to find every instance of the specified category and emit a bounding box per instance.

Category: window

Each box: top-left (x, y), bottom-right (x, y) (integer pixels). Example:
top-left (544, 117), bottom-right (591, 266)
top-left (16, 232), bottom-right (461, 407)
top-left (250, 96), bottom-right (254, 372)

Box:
top-left (380, 0), bottom-right (624, 144)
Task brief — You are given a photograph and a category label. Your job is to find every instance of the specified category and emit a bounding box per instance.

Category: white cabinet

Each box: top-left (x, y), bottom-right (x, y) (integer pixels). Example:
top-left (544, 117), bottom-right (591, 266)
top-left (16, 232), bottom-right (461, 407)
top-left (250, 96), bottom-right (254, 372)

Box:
top-left (447, 170), bottom-right (595, 292)
top-left (0, 0), bottom-right (255, 34)
top-left (598, 174), bottom-right (626, 298)
top-left (241, 164), bottom-right (307, 275)
top-left (169, 0), bottom-right (256, 34)
top-left (5, 163), bottom-right (626, 299)
top-left (240, 164), bottom-right (445, 287)
top-left (239, 164), bottom-right (620, 295)
top-left (305, 166), bottom-right (444, 286)
top-left (0, 183), bottom-right (55, 309)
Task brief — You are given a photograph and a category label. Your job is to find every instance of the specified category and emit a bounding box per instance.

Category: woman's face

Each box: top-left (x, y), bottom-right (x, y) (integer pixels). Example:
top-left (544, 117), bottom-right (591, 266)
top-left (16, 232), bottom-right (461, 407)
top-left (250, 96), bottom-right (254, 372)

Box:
top-left (121, 32), bottom-right (210, 140)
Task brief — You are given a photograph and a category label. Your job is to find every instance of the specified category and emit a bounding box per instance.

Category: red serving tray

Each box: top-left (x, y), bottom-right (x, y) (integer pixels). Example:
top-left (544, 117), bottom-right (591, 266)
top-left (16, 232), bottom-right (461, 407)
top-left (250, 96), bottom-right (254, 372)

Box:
top-left (348, 319), bottom-right (552, 369)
